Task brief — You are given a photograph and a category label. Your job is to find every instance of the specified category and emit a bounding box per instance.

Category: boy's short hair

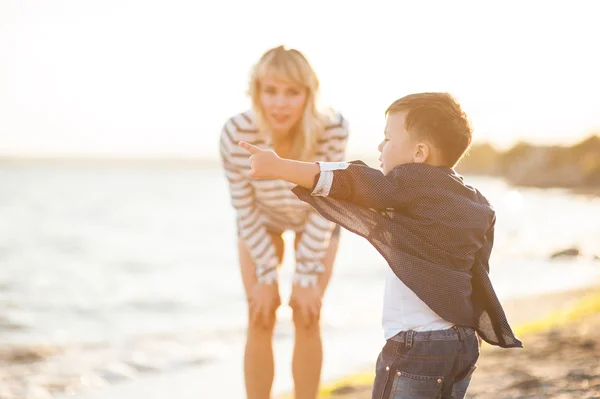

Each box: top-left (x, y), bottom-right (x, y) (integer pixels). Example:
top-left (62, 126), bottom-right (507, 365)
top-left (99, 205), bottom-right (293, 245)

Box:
top-left (386, 92), bottom-right (472, 167)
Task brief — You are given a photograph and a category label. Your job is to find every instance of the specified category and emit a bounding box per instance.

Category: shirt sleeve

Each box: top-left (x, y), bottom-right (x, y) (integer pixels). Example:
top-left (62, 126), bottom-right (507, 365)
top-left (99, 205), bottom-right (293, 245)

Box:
top-left (311, 161), bottom-right (426, 211)
top-left (473, 215), bottom-right (495, 274)
top-left (219, 120), bottom-right (280, 284)
top-left (312, 162), bottom-right (350, 196)
top-left (293, 115), bottom-right (350, 287)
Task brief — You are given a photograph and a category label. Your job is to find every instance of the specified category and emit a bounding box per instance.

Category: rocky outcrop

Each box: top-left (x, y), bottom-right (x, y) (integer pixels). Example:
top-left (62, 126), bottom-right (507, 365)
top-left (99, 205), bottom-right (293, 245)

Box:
top-left (457, 135), bottom-right (600, 192)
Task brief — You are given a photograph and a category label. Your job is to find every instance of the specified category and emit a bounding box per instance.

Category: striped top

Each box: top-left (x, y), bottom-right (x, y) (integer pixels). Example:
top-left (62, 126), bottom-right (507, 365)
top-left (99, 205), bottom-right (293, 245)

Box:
top-left (219, 109), bottom-right (349, 287)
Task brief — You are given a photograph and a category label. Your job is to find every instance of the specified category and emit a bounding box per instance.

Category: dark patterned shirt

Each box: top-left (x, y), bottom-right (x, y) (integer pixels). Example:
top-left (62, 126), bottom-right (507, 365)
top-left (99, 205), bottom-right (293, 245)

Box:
top-left (291, 161), bottom-right (523, 348)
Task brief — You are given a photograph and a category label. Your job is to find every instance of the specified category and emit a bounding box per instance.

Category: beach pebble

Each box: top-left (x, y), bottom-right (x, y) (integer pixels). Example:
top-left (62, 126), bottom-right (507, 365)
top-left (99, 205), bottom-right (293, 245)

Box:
top-left (126, 359), bottom-right (161, 373)
top-left (508, 376), bottom-right (543, 391)
top-left (550, 247), bottom-right (581, 259)
top-left (330, 385), bottom-right (358, 395)
top-left (566, 370), bottom-right (594, 381)
top-left (98, 362), bottom-right (136, 383)
top-left (0, 316), bottom-right (26, 330)
top-left (125, 351), bottom-right (162, 373)
top-left (0, 346), bottom-right (58, 364)
top-left (35, 375), bottom-right (80, 395)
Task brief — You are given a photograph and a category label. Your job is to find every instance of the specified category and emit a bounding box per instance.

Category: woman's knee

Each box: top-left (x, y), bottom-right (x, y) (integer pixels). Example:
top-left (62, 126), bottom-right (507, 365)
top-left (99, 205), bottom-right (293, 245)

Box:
top-left (247, 308), bottom-right (278, 335)
top-left (292, 307), bottom-right (321, 335)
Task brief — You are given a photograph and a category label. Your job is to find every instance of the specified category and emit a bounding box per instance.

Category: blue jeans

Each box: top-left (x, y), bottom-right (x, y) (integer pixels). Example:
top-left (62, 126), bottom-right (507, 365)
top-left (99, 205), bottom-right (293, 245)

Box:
top-left (371, 326), bottom-right (479, 399)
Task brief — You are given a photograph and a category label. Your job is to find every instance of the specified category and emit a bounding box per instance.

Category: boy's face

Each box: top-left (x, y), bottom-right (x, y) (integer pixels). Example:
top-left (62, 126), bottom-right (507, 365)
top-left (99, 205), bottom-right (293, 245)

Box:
top-left (378, 111), bottom-right (428, 174)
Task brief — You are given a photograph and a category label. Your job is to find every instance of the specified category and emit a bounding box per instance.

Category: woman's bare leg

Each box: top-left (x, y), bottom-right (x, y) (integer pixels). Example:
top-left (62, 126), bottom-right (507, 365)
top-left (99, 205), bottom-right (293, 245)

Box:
top-left (239, 234), bottom-right (284, 399)
top-left (292, 230), bottom-right (341, 399)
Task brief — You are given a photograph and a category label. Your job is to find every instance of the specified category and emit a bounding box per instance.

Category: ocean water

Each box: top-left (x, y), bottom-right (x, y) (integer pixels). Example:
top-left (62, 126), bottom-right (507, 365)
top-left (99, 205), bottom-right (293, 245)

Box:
top-left (1, 160), bottom-right (599, 397)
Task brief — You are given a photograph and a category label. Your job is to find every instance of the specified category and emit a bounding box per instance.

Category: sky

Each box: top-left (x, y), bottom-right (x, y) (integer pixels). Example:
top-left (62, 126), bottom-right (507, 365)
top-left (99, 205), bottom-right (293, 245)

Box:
top-left (1, 0), bottom-right (599, 158)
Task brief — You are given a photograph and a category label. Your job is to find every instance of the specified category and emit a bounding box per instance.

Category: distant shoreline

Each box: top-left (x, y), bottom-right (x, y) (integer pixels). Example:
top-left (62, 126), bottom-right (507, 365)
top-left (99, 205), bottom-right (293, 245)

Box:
top-left (2, 136), bottom-right (599, 196)
top-left (0, 152), bottom-right (374, 169)
top-left (456, 135), bottom-right (600, 194)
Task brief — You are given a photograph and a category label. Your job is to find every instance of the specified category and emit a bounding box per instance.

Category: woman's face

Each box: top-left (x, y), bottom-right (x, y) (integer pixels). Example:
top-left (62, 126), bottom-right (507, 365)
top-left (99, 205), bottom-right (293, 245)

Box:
top-left (258, 75), bottom-right (307, 138)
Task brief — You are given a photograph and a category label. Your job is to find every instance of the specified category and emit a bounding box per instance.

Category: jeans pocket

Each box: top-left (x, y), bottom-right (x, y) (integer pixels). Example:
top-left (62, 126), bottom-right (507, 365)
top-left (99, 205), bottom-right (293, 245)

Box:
top-left (451, 364), bottom-right (477, 399)
top-left (457, 364), bottom-right (477, 382)
top-left (388, 370), bottom-right (444, 399)
top-left (372, 342), bottom-right (399, 399)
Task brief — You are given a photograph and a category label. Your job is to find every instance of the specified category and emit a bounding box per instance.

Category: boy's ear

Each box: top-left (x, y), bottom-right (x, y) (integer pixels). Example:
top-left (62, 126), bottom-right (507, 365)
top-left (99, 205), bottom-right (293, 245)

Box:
top-left (413, 142), bottom-right (430, 164)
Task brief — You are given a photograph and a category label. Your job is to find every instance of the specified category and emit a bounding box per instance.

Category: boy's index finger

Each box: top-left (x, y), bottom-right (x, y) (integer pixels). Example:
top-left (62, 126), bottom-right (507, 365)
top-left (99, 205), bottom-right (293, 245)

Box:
top-left (238, 141), bottom-right (261, 154)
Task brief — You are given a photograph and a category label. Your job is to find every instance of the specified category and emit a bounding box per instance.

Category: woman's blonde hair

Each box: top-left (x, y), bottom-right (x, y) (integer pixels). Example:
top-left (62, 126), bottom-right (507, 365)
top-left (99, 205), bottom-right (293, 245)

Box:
top-left (248, 45), bottom-right (327, 161)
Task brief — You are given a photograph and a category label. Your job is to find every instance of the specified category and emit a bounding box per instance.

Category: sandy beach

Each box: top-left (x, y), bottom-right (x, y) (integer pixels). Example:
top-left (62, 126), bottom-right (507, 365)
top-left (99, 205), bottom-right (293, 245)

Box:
top-left (303, 285), bottom-right (600, 399)
top-left (2, 285), bottom-right (598, 399)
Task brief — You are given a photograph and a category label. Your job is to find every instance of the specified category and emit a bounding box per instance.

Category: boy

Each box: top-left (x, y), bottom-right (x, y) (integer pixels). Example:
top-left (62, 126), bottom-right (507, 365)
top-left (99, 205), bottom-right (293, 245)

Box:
top-left (239, 92), bottom-right (522, 398)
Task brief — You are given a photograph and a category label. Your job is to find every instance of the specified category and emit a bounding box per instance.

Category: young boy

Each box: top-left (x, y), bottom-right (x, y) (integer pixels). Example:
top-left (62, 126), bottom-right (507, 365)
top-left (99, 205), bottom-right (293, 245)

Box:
top-left (239, 92), bottom-right (522, 399)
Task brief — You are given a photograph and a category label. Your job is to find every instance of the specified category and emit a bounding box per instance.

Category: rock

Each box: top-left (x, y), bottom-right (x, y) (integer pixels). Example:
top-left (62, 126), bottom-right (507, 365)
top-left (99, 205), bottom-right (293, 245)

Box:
top-left (331, 384), bottom-right (359, 395)
top-left (0, 346), bottom-right (58, 364)
top-left (125, 351), bottom-right (162, 373)
top-left (579, 339), bottom-right (596, 350)
top-left (98, 363), bottom-right (136, 383)
top-left (0, 316), bottom-right (26, 330)
top-left (550, 248), bottom-right (581, 259)
top-left (41, 378), bottom-right (79, 395)
top-left (126, 360), bottom-right (160, 373)
top-left (567, 370), bottom-right (595, 381)
top-left (508, 376), bottom-right (543, 391)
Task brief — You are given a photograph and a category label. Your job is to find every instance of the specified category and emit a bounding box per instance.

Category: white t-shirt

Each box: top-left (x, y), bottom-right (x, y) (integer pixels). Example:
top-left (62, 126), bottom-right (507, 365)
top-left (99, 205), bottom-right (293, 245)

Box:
top-left (383, 268), bottom-right (454, 340)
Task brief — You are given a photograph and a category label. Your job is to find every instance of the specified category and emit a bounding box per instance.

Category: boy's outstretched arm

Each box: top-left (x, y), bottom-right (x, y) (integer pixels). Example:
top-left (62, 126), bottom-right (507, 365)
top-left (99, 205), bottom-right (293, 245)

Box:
top-left (238, 141), bottom-right (320, 188)
top-left (238, 141), bottom-right (402, 210)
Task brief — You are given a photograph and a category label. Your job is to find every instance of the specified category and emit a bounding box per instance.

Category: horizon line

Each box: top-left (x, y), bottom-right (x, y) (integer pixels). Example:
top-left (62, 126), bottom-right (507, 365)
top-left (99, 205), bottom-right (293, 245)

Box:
top-left (0, 134), bottom-right (597, 163)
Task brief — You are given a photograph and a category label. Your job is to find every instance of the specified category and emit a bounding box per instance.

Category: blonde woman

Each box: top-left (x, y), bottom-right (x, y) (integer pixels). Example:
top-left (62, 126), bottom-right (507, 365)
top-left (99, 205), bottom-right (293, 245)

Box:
top-left (219, 45), bottom-right (350, 399)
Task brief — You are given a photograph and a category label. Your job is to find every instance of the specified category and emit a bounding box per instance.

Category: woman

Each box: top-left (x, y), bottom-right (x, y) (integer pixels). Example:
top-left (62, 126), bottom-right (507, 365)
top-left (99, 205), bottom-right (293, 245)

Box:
top-left (219, 45), bottom-right (349, 399)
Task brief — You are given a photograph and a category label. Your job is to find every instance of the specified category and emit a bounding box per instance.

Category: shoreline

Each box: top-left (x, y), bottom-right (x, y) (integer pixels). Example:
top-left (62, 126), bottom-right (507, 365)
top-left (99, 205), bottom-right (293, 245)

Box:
top-left (2, 283), bottom-right (599, 399)
top-left (2, 154), bottom-right (598, 197)
top-left (288, 283), bottom-right (600, 399)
